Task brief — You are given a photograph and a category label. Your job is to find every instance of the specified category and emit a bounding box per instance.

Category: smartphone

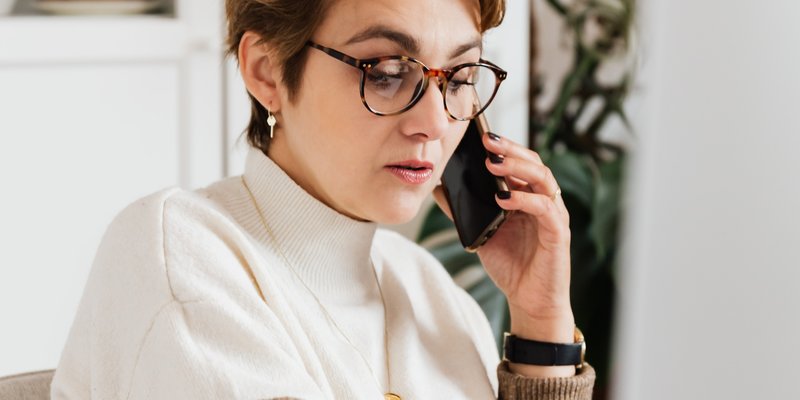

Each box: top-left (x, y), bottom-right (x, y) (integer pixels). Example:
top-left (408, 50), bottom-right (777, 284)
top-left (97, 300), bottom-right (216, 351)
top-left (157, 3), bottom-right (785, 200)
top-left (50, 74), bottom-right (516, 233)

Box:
top-left (440, 110), bottom-right (510, 252)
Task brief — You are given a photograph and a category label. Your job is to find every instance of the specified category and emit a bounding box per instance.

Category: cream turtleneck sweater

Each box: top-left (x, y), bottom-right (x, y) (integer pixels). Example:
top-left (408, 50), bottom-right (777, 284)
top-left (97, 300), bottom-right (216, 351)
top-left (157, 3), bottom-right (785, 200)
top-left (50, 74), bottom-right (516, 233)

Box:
top-left (51, 147), bottom-right (594, 399)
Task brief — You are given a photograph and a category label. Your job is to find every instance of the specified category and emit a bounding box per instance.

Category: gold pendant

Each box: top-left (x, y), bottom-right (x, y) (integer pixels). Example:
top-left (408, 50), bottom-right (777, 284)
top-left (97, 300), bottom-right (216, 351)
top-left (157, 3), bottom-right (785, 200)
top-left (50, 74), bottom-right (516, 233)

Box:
top-left (384, 393), bottom-right (401, 400)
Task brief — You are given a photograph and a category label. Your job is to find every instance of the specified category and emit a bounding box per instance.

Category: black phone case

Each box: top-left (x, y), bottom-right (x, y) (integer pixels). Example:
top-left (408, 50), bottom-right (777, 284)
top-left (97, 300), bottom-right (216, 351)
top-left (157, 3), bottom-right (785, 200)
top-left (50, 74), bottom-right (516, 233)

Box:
top-left (440, 113), bottom-right (509, 251)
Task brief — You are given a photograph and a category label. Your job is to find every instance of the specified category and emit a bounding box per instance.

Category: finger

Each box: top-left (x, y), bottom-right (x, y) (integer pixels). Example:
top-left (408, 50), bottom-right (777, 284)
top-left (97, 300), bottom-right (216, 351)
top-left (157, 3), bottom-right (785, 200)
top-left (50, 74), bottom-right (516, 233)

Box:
top-left (486, 162), bottom-right (529, 191)
top-left (432, 186), bottom-right (454, 221)
top-left (483, 132), bottom-right (543, 165)
top-left (506, 176), bottom-right (530, 191)
top-left (485, 155), bottom-right (559, 198)
top-left (496, 190), bottom-right (570, 248)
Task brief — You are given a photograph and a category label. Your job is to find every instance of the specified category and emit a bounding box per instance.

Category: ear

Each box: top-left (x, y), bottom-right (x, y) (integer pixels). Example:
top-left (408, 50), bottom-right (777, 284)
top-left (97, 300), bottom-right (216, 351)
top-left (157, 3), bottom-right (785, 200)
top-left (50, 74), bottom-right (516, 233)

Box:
top-left (238, 31), bottom-right (282, 112)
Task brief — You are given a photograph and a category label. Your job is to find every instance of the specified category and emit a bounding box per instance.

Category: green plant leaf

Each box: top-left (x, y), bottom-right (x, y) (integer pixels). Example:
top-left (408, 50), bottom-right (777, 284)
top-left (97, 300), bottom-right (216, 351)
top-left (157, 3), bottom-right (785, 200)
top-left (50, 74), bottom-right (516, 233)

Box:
top-left (544, 151), bottom-right (596, 207)
top-left (544, 0), bottom-right (569, 16)
top-left (416, 204), bottom-right (454, 243)
top-left (588, 155), bottom-right (625, 259)
top-left (428, 241), bottom-right (480, 276)
top-left (540, 54), bottom-right (598, 148)
top-left (417, 202), bottom-right (510, 353)
top-left (468, 276), bottom-right (510, 351)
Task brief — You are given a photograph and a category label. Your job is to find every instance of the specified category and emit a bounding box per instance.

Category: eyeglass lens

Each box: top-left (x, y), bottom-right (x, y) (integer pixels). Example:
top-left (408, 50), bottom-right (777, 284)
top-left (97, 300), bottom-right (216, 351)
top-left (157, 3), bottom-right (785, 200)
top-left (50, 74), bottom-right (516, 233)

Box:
top-left (363, 59), bottom-right (498, 119)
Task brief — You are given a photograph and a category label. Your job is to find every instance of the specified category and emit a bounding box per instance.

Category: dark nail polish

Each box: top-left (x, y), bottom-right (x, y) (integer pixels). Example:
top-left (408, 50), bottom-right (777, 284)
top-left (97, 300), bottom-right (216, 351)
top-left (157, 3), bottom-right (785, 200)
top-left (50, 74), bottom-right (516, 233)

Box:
top-left (489, 153), bottom-right (504, 164)
top-left (488, 132), bottom-right (501, 141)
top-left (497, 190), bottom-right (512, 200)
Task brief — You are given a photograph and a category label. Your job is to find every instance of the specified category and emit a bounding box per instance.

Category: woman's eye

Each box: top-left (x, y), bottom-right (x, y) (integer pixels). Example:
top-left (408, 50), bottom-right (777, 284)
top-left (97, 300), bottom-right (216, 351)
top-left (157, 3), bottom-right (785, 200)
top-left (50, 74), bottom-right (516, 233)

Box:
top-left (448, 80), bottom-right (474, 94)
top-left (367, 73), bottom-right (398, 84)
top-left (366, 73), bottom-right (405, 92)
top-left (366, 62), bottom-right (410, 89)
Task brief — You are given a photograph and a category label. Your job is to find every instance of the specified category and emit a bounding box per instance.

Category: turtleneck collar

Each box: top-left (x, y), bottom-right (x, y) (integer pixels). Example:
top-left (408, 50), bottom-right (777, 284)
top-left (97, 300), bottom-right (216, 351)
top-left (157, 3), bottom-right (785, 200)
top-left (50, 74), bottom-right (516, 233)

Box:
top-left (240, 147), bottom-right (379, 302)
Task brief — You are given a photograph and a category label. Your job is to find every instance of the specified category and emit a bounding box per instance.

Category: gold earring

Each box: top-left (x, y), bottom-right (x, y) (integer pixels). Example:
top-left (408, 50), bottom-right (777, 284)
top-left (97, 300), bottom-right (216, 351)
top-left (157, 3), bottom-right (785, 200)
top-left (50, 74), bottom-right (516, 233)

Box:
top-left (267, 108), bottom-right (277, 139)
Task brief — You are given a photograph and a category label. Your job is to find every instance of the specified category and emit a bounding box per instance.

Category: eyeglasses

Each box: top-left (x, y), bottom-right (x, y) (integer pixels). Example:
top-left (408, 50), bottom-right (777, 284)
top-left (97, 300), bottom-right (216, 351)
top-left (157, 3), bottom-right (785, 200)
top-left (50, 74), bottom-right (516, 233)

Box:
top-left (306, 41), bottom-right (507, 121)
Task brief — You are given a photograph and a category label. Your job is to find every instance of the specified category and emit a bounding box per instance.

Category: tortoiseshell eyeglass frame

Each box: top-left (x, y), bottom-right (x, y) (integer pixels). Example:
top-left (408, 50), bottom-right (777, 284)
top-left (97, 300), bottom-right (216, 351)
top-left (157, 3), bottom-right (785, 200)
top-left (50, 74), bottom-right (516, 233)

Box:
top-left (306, 40), bottom-right (508, 121)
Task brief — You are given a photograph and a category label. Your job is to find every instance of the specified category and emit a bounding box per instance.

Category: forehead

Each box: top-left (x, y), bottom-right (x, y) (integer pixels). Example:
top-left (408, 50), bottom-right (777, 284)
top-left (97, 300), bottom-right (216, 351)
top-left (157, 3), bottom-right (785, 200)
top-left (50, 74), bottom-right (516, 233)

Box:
top-left (317, 0), bottom-right (482, 57)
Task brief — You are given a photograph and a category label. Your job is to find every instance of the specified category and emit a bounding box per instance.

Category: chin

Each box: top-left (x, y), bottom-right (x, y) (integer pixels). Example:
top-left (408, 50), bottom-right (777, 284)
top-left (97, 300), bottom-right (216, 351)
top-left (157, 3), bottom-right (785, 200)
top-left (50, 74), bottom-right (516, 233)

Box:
top-left (377, 210), bottom-right (419, 225)
top-left (369, 193), bottom-right (425, 225)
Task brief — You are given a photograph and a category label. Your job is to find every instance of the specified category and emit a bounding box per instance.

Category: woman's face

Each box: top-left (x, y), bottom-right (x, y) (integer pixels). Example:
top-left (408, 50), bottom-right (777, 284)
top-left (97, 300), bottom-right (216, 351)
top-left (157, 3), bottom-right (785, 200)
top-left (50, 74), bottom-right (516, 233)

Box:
top-left (270, 0), bottom-right (483, 224)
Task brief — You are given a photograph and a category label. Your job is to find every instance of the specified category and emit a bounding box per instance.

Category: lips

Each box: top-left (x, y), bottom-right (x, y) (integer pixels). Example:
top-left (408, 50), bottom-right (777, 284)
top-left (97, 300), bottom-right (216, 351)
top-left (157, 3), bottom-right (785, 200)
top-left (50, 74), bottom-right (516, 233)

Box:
top-left (385, 160), bottom-right (434, 185)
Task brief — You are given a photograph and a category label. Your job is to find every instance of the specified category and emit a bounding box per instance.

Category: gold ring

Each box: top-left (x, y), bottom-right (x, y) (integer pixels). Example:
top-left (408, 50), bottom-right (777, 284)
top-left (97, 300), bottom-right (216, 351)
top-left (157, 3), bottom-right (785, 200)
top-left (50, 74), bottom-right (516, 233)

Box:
top-left (551, 187), bottom-right (562, 201)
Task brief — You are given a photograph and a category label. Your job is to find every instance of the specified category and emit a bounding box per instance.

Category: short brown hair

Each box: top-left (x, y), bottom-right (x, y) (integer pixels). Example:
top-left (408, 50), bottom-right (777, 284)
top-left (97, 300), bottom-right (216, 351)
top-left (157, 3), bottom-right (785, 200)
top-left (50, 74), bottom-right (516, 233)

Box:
top-left (225, 0), bottom-right (506, 154)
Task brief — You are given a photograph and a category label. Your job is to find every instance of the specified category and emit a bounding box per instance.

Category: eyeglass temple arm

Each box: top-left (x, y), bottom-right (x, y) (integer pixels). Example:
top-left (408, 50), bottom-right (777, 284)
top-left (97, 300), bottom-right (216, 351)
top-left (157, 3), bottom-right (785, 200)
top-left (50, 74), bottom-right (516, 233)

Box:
top-left (477, 58), bottom-right (508, 79)
top-left (306, 41), bottom-right (364, 69)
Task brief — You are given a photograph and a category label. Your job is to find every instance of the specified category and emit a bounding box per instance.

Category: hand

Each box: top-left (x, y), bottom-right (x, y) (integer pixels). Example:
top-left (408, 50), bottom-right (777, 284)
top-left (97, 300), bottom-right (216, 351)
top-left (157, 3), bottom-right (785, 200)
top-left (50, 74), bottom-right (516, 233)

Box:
top-left (433, 132), bottom-right (575, 346)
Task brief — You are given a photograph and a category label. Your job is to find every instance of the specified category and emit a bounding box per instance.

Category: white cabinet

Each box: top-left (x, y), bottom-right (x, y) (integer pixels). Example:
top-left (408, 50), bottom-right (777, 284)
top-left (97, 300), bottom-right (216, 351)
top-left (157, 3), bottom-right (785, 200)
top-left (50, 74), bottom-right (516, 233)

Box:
top-left (0, 0), bottom-right (225, 376)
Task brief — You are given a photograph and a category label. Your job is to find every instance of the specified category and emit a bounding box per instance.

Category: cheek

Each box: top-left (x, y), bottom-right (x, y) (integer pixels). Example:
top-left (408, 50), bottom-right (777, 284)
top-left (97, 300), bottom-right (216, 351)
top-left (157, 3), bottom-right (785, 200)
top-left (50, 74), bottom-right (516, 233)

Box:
top-left (299, 55), bottom-right (364, 124)
top-left (302, 84), bottom-right (383, 185)
top-left (319, 65), bottom-right (362, 110)
top-left (442, 124), bottom-right (469, 161)
top-left (301, 68), bottom-right (368, 147)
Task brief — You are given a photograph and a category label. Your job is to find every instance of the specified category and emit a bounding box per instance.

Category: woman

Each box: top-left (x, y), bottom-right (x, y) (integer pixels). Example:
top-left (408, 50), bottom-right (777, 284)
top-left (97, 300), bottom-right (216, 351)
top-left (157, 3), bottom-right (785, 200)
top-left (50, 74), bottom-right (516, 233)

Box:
top-left (51, 0), bottom-right (595, 398)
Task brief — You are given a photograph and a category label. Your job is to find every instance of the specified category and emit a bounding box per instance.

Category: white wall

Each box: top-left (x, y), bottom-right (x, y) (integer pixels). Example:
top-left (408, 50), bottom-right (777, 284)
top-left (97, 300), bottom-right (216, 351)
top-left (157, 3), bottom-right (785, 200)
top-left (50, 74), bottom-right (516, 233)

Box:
top-left (0, 1), bottom-right (225, 377)
top-left (613, 1), bottom-right (800, 399)
top-left (481, 0), bottom-right (530, 147)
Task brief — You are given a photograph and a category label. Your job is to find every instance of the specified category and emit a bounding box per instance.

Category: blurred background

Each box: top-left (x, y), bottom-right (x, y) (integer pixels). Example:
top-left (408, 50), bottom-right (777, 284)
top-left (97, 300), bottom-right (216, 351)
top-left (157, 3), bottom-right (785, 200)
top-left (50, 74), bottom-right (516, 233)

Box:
top-left (1, 1), bottom-right (799, 399)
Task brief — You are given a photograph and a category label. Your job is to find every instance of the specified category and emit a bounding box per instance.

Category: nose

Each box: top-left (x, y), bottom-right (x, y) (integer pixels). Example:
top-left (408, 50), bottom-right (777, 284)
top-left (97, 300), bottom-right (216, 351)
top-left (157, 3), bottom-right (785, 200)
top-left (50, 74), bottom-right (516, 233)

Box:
top-left (399, 76), bottom-right (450, 142)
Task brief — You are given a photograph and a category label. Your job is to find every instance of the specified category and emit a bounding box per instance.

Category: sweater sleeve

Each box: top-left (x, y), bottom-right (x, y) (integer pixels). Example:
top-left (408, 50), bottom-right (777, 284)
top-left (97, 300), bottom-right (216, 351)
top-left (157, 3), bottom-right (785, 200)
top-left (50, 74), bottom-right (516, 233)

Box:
top-left (497, 362), bottom-right (595, 400)
top-left (51, 189), bottom-right (327, 400)
top-left (125, 299), bottom-right (324, 400)
top-left (123, 193), bottom-right (328, 400)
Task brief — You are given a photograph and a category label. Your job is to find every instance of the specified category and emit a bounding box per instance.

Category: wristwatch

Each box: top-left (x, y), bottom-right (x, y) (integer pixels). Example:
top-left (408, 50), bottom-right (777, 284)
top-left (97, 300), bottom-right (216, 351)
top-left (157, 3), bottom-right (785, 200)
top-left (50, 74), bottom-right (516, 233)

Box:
top-left (503, 327), bottom-right (586, 370)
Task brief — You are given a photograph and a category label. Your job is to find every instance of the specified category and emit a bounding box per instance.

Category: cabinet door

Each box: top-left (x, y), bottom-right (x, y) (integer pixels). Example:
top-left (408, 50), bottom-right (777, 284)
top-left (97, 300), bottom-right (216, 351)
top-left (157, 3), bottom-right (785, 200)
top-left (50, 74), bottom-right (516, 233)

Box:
top-left (0, 63), bottom-right (184, 375)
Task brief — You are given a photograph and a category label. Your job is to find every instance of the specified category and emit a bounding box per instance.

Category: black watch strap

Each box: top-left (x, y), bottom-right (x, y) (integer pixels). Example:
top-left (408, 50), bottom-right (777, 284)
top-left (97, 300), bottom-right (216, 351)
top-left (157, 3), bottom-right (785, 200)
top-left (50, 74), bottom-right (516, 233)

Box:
top-left (503, 330), bottom-right (585, 367)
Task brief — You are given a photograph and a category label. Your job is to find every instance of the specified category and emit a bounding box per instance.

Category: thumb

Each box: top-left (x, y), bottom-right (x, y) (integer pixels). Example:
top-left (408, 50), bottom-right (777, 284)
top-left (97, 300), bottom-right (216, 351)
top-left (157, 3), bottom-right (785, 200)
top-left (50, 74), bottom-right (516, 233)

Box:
top-left (432, 185), bottom-right (454, 221)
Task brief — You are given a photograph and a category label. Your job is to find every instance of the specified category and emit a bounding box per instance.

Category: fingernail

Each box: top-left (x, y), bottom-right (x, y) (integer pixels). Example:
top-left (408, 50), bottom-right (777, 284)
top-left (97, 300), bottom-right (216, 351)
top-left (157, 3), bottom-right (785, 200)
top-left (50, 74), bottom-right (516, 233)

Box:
top-left (489, 153), bottom-right (504, 164)
top-left (488, 132), bottom-right (501, 141)
top-left (497, 190), bottom-right (512, 200)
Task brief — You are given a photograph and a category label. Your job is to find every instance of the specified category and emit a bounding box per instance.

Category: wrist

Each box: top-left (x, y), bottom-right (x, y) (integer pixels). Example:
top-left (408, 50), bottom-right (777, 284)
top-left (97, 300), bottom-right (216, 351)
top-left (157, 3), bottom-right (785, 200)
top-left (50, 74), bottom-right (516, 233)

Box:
top-left (505, 309), bottom-right (582, 378)
top-left (509, 304), bottom-right (575, 343)
top-left (503, 327), bottom-right (584, 378)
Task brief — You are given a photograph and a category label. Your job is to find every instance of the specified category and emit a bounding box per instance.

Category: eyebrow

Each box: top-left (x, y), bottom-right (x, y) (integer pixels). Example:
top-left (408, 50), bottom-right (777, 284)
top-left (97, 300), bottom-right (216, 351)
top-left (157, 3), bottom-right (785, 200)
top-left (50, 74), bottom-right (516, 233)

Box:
top-left (344, 24), bottom-right (483, 60)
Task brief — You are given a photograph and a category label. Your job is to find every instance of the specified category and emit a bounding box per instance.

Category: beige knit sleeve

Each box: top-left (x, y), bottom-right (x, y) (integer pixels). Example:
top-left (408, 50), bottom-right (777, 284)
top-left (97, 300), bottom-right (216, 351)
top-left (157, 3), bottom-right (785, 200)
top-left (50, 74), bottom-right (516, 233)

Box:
top-left (497, 361), bottom-right (595, 400)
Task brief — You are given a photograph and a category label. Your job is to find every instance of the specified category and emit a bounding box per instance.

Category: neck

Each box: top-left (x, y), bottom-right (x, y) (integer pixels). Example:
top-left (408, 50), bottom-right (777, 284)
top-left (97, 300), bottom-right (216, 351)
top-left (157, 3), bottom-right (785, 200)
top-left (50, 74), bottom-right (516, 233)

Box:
top-left (266, 139), bottom-right (370, 223)
top-left (242, 147), bottom-right (379, 303)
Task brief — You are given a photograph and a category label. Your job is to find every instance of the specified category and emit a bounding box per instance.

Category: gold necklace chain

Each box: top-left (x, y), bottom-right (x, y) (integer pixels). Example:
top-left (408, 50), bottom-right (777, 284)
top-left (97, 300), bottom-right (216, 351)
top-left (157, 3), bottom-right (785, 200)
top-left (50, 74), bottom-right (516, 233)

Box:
top-left (241, 176), bottom-right (401, 400)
